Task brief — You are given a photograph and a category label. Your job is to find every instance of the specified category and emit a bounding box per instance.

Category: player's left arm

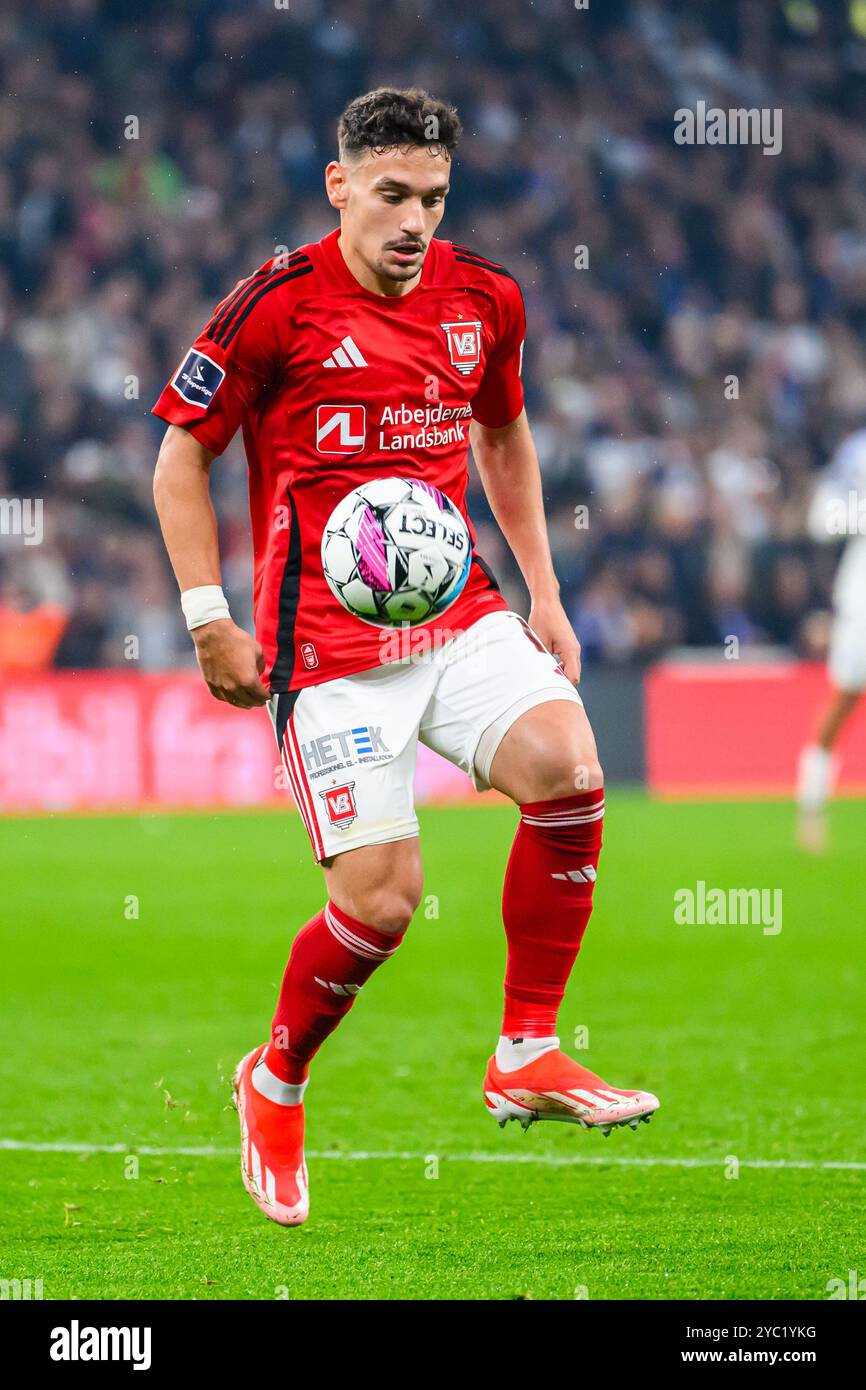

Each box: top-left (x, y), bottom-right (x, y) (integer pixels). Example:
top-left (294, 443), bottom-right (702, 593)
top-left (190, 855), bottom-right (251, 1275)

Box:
top-left (470, 408), bottom-right (581, 683)
top-left (470, 270), bottom-right (580, 682)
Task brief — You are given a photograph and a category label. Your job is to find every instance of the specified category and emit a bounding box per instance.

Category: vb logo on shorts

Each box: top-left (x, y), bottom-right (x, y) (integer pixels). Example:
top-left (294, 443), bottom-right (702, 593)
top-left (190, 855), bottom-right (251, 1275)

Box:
top-left (320, 782), bottom-right (357, 829)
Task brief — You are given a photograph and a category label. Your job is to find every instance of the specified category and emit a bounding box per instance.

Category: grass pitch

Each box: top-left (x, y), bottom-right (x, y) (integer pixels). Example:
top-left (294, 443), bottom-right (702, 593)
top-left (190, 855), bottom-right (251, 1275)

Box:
top-left (1, 793), bottom-right (864, 1300)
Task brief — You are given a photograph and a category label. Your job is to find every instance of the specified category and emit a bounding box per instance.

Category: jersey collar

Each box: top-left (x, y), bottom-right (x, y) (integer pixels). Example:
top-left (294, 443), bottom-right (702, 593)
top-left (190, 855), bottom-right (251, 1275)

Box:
top-left (319, 226), bottom-right (436, 304)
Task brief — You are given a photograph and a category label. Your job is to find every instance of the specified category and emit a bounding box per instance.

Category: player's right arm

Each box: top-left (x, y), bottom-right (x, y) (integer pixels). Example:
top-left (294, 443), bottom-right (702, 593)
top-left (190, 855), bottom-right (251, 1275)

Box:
top-left (153, 423), bottom-right (269, 708)
top-left (151, 259), bottom-right (290, 707)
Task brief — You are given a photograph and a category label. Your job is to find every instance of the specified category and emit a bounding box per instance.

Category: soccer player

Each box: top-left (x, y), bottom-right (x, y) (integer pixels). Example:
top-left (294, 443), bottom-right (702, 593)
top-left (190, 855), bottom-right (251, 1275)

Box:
top-left (797, 426), bottom-right (866, 851)
top-left (152, 88), bottom-right (659, 1227)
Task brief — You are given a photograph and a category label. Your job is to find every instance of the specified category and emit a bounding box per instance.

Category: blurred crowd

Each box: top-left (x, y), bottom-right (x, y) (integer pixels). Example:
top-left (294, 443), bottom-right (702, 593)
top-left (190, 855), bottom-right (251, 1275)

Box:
top-left (2, 0), bottom-right (866, 674)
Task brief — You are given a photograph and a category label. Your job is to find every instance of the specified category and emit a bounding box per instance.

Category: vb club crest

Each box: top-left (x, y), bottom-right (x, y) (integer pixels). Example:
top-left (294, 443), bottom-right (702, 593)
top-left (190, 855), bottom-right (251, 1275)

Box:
top-left (440, 320), bottom-right (482, 375)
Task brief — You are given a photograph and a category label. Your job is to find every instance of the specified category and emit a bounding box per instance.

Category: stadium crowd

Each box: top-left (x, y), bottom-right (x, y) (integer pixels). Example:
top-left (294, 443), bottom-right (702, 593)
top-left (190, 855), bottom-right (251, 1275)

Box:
top-left (2, 0), bottom-right (866, 674)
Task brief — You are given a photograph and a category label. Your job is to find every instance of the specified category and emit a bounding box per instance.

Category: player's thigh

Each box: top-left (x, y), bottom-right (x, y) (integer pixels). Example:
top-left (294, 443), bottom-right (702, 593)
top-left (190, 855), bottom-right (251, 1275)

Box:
top-left (321, 835), bottom-right (424, 935)
top-left (487, 698), bottom-right (602, 804)
top-left (267, 660), bottom-right (432, 869)
top-left (419, 609), bottom-right (588, 799)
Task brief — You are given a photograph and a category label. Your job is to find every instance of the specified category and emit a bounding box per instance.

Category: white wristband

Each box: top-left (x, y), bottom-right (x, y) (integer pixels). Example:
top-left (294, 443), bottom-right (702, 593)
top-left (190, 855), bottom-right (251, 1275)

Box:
top-left (181, 584), bottom-right (231, 631)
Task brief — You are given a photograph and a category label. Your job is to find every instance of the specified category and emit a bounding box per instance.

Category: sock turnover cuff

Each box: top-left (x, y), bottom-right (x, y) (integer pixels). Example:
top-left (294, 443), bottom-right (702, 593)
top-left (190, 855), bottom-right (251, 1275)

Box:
top-left (323, 900), bottom-right (405, 961)
top-left (519, 787), bottom-right (605, 823)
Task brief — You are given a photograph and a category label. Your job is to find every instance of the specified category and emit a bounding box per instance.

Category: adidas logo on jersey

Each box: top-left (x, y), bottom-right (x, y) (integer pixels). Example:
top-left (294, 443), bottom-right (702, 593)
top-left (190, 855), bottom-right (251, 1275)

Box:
top-left (551, 865), bottom-right (598, 882)
top-left (323, 336), bottom-right (368, 369)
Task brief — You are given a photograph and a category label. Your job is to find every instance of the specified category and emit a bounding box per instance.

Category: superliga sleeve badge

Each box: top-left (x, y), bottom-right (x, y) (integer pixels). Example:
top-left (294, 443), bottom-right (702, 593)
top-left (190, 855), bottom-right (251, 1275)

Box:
top-left (171, 350), bottom-right (226, 408)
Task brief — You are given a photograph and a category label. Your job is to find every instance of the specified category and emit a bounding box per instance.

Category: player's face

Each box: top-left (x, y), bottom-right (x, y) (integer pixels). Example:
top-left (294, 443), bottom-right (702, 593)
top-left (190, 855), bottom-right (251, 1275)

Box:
top-left (328, 145), bottom-right (451, 287)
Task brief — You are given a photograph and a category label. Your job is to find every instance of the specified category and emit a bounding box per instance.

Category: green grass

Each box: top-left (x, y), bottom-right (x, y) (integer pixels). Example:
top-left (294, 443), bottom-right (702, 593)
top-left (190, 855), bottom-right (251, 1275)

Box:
top-left (1, 794), bottom-right (865, 1300)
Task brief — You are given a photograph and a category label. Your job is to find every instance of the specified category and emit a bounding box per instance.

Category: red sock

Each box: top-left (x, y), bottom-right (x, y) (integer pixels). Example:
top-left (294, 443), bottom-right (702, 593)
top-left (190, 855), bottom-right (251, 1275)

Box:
top-left (266, 902), bottom-right (404, 1084)
top-left (501, 788), bottom-right (604, 1038)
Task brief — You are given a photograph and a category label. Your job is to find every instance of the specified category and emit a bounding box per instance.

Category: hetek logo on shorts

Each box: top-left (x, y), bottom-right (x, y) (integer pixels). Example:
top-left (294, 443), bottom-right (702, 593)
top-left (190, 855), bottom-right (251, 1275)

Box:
top-left (320, 782), bottom-right (357, 829)
top-left (301, 725), bottom-right (389, 773)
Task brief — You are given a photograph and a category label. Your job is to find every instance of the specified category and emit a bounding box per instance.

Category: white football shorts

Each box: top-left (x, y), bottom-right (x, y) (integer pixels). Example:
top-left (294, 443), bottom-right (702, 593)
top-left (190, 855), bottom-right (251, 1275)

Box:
top-left (828, 607), bottom-right (866, 692)
top-left (267, 609), bottom-right (583, 862)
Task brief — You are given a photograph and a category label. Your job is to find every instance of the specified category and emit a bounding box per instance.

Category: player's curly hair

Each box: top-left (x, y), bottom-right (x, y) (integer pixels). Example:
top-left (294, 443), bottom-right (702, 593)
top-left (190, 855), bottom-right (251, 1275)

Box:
top-left (337, 87), bottom-right (462, 161)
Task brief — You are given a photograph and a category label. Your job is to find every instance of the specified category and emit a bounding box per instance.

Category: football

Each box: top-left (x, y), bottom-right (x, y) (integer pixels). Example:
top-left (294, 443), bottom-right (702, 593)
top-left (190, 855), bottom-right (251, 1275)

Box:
top-left (321, 476), bottom-right (473, 626)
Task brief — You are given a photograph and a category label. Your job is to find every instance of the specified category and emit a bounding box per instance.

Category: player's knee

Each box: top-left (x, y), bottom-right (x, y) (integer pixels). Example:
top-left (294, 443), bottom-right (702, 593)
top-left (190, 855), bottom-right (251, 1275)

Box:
top-left (361, 881), bottom-right (422, 935)
top-left (533, 751), bottom-right (604, 800)
top-left (495, 703), bottom-right (604, 801)
top-left (326, 840), bottom-right (423, 935)
top-left (573, 754), bottom-right (604, 794)
top-left (366, 889), bottom-right (422, 934)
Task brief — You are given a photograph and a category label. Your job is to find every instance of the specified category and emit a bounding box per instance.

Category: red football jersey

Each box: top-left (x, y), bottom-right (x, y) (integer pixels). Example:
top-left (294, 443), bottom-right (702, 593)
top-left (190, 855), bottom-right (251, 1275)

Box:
top-left (152, 227), bottom-right (526, 691)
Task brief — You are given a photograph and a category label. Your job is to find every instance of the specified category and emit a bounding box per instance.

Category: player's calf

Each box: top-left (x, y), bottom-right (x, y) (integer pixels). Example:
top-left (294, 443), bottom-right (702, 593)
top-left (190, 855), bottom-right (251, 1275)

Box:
top-left (266, 898), bottom-right (409, 1085)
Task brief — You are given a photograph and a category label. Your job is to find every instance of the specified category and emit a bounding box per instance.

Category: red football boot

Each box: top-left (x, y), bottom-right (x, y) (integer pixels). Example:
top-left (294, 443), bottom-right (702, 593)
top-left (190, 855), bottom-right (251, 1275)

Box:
top-left (483, 1048), bottom-right (659, 1136)
top-left (232, 1045), bottom-right (309, 1225)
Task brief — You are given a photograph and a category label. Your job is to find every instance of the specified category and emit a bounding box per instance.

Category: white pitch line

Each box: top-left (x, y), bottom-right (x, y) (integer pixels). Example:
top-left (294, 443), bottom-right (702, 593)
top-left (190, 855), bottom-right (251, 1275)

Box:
top-left (0, 1139), bottom-right (864, 1170)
